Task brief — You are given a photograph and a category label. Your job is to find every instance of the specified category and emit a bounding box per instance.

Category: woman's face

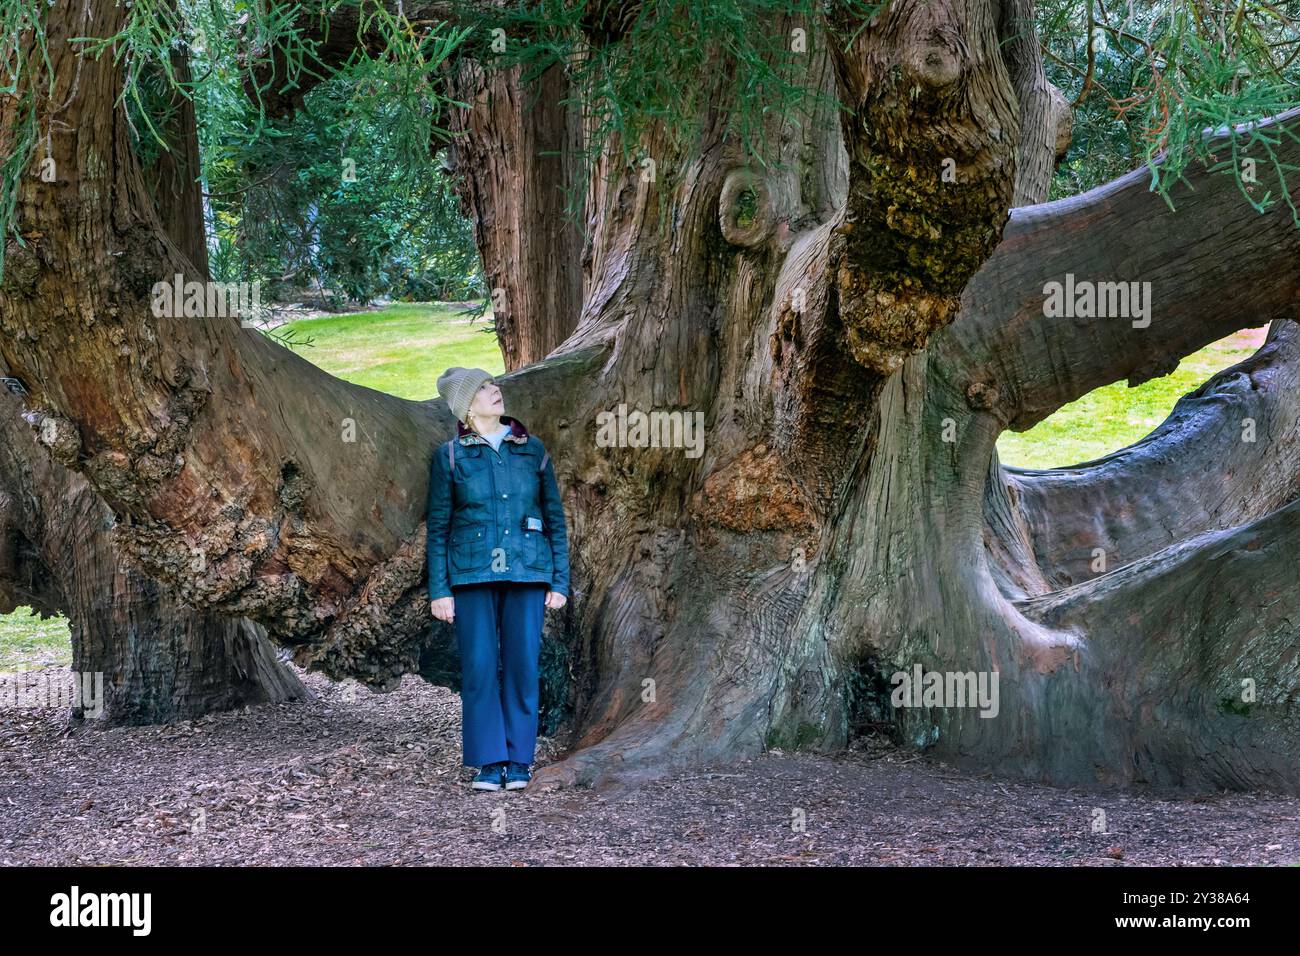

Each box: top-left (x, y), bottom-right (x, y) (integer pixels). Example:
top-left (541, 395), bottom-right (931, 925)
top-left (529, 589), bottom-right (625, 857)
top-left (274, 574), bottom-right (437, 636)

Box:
top-left (468, 379), bottom-right (504, 419)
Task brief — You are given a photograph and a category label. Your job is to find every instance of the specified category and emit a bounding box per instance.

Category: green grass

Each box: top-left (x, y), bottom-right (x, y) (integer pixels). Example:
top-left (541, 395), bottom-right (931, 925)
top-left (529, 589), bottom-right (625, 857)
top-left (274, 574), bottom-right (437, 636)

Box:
top-left (275, 302), bottom-right (505, 401)
top-left (997, 330), bottom-right (1267, 470)
top-left (0, 606), bottom-right (71, 671)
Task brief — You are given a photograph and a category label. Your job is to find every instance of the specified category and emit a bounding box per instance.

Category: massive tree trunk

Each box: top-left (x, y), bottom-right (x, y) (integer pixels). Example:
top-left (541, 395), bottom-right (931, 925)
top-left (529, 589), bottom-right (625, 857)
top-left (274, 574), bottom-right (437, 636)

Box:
top-left (0, 25), bottom-right (299, 725)
top-left (0, 386), bottom-right (306, 723)
top-left (0, 18), bottom-right (303, 725)
top-left (2, 0), bottom-right (1298, 794)
top-left (440, 58), bottom-right (587, 369)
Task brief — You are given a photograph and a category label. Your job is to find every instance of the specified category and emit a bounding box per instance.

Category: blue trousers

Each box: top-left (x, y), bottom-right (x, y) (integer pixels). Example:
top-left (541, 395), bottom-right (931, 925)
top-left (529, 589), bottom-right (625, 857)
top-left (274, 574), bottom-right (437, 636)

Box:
top-left (452, 581), bottom-right (548, 767)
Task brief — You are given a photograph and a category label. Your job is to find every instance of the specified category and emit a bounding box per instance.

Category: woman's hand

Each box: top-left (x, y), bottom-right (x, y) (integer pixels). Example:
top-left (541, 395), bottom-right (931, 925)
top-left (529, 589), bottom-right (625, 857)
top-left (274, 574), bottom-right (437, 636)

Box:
top-left (429, 597), bottom-right (455, 622)
top-left (544, 591), bottom-right (567, 610)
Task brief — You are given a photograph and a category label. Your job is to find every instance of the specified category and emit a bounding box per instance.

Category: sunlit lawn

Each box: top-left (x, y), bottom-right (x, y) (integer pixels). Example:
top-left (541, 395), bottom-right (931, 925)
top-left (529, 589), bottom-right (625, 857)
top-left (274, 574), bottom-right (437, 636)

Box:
top-left (996, 328), bottom-right (1269, 470)
top-left (0, 606), bottom-right (71, 670)
top-left (275, 301), bottom-right (505, 401)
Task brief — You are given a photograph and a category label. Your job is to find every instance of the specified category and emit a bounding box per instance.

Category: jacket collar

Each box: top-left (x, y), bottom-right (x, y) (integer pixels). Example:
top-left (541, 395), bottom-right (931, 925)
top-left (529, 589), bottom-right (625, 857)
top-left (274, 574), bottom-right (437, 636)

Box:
top-left (456, 414), bottom-right (529, 445)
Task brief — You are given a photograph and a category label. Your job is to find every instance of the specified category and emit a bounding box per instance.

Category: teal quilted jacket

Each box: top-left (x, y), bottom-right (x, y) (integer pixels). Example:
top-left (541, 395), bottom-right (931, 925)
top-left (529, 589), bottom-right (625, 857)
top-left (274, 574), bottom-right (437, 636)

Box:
top-left (426, 415), bottom-right (570, 600)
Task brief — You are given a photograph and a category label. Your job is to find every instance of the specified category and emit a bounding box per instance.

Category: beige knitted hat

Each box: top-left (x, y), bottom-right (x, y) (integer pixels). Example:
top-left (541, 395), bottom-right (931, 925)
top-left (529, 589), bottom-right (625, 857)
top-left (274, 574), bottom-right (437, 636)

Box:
top-left (436, 366), bottom-right (494, 424)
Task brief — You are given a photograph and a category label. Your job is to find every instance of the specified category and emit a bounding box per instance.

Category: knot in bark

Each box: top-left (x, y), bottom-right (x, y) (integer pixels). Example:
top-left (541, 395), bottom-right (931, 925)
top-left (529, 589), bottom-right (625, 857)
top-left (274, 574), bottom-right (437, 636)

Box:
top-left (719, 167), bottom-right (775, 248)
top-left (965, 380), bottom-right (1000, 410)
top-left (278, 459), bottom-right (313, 516)
top-left (1, 241), bottom-right (41, 297)
top-left (902, 35), bottom-right (965, 90)
top-left (838, 274), bottom-right (956, 375)
top-left (33, 412), bottom-right (82, 466)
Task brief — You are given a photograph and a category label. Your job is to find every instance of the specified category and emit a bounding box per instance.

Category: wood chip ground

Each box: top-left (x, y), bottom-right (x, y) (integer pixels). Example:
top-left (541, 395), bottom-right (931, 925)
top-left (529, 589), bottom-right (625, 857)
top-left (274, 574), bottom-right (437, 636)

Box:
top-left (2, 666), bottom-right (1296, 866)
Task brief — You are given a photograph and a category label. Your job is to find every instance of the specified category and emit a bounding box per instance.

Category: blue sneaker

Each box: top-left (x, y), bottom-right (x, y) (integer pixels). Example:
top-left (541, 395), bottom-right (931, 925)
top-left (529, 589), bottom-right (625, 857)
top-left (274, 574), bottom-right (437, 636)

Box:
top-left (504, 762), bottom-right (531, 790)
top-left (471, 762), bottom-right (507, 791)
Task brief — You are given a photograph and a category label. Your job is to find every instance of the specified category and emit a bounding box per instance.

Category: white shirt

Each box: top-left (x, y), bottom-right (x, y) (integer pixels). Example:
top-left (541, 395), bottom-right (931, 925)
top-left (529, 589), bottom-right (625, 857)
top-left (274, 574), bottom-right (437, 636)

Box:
top-left (480, 421), bottom-right (511, 452)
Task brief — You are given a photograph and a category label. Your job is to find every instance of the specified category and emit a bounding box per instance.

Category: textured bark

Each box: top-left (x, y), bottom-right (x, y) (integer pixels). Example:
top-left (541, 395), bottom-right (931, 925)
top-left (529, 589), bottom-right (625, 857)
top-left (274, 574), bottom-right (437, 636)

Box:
top-left (0, 0), bottom-right (439, 685)
top-left (3, 0), bottom-right (1299, 796)
top-left (138, 36), bottom-right (210, 276)
top-left (997, 0), bottom-right (1072, 205)
top-left (824, 0), bottom-right (1020, 373)
top-left (441, 57), bottom-right (586, 369)
top-left (0, 6), bottom-right (300, 725)
top-left (0, 387), bottom-right (306, 723)
top-left (842, 107), bottom-right (1300, 791)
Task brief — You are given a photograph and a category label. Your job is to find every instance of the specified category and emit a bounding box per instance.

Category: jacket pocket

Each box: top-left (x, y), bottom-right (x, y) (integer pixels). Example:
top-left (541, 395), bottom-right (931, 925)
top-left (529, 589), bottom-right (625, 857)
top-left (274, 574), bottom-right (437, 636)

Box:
top-left (449, 524), bottom-right (486, 573)
top-left (521, 528), bottom-right (552, 572)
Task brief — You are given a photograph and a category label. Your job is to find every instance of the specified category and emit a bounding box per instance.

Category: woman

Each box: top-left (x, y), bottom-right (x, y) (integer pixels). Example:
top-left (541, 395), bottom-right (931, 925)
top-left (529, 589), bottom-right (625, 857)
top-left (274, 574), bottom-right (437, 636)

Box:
top-left (427, 367), bottom-right (570, 792)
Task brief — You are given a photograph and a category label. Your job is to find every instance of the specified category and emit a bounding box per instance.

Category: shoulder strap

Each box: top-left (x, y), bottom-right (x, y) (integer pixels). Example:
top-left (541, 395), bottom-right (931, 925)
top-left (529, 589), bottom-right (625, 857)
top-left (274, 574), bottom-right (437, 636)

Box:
top-left (539, 449), bottom-right (548, 473)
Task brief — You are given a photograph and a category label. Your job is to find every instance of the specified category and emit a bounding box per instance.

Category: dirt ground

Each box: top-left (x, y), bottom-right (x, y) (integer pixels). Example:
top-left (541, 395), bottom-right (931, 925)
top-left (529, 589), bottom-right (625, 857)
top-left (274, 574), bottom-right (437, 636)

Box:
top-left (2, 665), bottom-right (1297, 866)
